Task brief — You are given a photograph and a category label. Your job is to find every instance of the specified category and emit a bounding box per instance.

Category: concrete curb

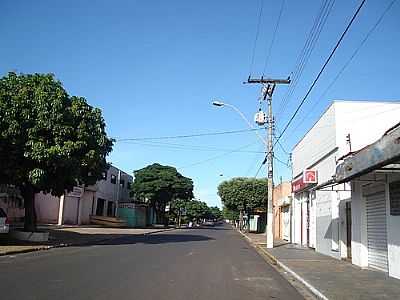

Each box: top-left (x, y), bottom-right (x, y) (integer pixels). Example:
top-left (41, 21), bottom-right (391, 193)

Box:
top-left (0, 227), bottom-right (177, 257)
top-left (236, 229), bottom-right (329, 300)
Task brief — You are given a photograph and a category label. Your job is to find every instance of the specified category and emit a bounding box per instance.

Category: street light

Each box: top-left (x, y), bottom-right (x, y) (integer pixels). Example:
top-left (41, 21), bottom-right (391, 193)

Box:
top-left (212, 100), bottom-right (267, 146)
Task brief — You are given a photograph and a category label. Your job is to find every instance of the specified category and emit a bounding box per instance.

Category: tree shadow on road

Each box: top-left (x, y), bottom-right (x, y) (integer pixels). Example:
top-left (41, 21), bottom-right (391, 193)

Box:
top-left (0, 230), bottom-right (214, 249)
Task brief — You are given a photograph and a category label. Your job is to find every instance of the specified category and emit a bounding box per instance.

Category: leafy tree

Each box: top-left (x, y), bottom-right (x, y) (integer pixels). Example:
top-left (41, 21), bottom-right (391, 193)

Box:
top-left (222, 206), bottom-right (239, 221)
top-left (208, 206), bottom-right (222, 220)
top-left (169, 198), bottom-right (189, 227)
top-left (132, 163), bottom-right (193, 224)
top-left (185, 199), bottom-right (210, 223)
top-left (217, 177), bottom-right (267, 229)
top-left (0, 72), bottom-right (113, 231)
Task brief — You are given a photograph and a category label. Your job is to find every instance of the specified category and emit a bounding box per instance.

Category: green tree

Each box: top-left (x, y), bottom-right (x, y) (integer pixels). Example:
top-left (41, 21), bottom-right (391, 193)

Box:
top-left (0, 72), bottom-right (113, 231)
top-left (222, 206), bottom-right (239, 222)
top-left (185, 200), bottom-right (210, 223)
top-left (132, 163), bottom-right (193, 224)
top-left (208, 206), bottom-right (222, 220)
top-left (217, 177), bottom-right (267, 230)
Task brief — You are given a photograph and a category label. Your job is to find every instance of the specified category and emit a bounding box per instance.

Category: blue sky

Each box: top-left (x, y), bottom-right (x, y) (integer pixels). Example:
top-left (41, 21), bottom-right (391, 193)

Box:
top-left (1, 0), bottom-right (399, 207)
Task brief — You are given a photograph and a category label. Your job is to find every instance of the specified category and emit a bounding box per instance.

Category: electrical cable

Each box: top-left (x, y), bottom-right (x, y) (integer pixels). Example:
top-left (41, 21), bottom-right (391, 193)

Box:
top-left (249, 0), bottom-right (265, 76)
top-left (276, 0), bottom-right (335, 119)
top-left (114, 128), bottom-right (264, 142)
top-left (262, 0), bottom-right (286, 75)
top-left (276, 0), bottom-right (367, 144)
top-left (287, 0), bottom-right (399, 136)
top-left (180, 141), bottom-right (259, 169)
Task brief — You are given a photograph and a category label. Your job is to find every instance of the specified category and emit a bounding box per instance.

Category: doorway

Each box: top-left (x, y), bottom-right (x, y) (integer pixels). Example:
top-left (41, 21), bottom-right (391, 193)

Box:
top-left (346, 202), bottom-right (352, 259)
top-left (96, 198), bottom-right (105, 216)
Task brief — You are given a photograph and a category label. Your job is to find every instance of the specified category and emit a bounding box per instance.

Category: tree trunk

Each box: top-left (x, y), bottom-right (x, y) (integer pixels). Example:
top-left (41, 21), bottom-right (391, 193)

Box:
top-left (246, 210), bottom-right (251, 233)
top-left (239, 210), bottom-right (243, 231)
top-left (21, 185), bottom-right (37, 232)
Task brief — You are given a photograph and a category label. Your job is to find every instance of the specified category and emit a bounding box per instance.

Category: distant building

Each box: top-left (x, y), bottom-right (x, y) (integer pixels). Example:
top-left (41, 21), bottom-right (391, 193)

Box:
top-left (273, 182), bottom-right (292, 241)
top-left (35, 164), bottom-right (133, 225)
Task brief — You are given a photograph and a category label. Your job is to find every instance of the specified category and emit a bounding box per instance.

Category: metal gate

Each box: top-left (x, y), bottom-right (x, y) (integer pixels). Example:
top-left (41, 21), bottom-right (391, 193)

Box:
top-left (364, 183), bottom-right (388, 273)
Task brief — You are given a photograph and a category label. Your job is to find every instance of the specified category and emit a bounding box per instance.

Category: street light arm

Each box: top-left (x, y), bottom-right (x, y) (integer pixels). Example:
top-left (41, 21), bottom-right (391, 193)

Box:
top-left (221, 103), bottom-right (267, 146)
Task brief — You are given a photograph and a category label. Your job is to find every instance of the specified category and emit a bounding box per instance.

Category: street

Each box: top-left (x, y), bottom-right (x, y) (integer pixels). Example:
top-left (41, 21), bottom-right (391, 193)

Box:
top-left (0, 225), bottom-right (303, 300)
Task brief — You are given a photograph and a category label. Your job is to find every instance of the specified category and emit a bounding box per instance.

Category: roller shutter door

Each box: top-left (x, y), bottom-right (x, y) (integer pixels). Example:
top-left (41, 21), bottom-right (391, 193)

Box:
top-left (364, 184), bottom-right (388, 273)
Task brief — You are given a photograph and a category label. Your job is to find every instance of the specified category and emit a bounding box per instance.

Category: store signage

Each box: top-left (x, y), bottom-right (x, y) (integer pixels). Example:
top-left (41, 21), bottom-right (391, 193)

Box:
top-left (292, 177), bottom-right (306, 193)
top-left (292, 169), bottom-right (318, 192)
top-left (303, 169), bottom-right (318, 184)
top-left (68, 186), bottom-right (83, 197)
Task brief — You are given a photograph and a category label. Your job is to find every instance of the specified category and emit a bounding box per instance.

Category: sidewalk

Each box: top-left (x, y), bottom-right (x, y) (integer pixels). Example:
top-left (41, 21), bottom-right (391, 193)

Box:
top-left (0, 225), bottom-right (175, 256)
top-left (243, 232), bottom-right (400, 300)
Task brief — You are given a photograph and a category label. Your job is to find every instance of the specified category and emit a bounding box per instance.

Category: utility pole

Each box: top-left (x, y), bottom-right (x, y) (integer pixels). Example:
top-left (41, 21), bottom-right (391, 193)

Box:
top-left (245, 76), bottom-right (290, 249)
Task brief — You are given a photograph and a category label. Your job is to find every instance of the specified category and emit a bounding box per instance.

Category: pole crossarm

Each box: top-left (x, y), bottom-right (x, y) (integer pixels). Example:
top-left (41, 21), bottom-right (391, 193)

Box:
top-left (244, 76), bottom-right (291, 85)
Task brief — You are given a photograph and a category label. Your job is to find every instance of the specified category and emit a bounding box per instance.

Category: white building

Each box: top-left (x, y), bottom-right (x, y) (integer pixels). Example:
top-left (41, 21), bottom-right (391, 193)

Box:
top-left (291, 100), bottom-right (400, 262)
top-left (35, 165), bottom-right (133, 225)
top-left (336, 122), bottom-right (400, 279)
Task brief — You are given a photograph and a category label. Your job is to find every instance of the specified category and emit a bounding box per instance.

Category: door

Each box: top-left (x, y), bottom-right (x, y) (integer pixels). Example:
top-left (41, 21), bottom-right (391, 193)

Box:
top-left (364, 184), bottom-right (388, 273)
top-left (309, 192), bottom-right (316, 248)
top-left (346, 202), bottom-right (352, 259)
top-left (107, 201), bottom-right (114, 217)
top-left (282, 206), bottom-right (290, 241)
top-left (96, 198), bottom-right (105, 216)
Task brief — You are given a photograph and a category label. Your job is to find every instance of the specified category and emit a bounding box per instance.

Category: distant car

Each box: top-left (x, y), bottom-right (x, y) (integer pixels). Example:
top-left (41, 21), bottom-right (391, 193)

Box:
top-left (0, 208), bottom-right (10, 234)
top-left (203, 220), bottom-right (215, 227)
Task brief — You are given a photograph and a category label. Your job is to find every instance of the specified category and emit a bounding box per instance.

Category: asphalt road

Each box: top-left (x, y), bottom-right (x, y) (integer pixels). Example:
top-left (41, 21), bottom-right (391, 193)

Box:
top-left (0, 225), bottom-right (303, 300)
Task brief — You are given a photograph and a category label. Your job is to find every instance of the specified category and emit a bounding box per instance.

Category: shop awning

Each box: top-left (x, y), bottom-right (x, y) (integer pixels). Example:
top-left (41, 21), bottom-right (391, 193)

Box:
top-left (336, 122), bottom-right (400, 183)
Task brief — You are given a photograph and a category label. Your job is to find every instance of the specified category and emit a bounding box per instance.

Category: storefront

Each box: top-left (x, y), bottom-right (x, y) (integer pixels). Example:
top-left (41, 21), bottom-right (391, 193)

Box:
top-left (292, 171), bottom-right (317, 248)
top-left (336, 122), bottom-right (400, 279)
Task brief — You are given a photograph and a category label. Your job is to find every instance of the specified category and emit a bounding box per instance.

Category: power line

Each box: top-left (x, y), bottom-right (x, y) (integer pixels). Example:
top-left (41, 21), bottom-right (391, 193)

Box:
top-left (287, 0), bottom-right (399, 136)
top-left (114, 128), bottom-right (264, 142)
top-left (180, 142), bottom-right (258, 169)
top-left (262, 0), bottom-right (286, 75)
top-left (249, 0), bottom-right (265, 76)
top-left (276, 0), bottom-right (367, 143)
top-left (274, 155), bottom-right (291, 168)
top-left (118, 140), bottom-right (265, 154)
top-left (276, 0), bottom-right (335, 118)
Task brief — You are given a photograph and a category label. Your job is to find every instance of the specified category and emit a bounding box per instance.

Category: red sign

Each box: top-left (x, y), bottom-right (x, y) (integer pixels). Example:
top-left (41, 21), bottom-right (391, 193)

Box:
top-left (292, 177), bottom-right (306, 193)
top-left (292, 169), bottom-right (318, 192)
top-left (303, 170), bottom-right (318, 184)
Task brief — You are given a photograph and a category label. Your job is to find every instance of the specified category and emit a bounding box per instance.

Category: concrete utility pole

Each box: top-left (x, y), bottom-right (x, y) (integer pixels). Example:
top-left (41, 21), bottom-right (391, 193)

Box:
top-left (245, 77), bottom-right (290, 249)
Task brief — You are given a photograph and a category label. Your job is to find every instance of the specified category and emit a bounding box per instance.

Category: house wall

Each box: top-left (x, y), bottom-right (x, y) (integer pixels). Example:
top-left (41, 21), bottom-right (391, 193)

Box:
top-left (334, 101), bottom-right (400, 159)
top-left (350, 180), bottom-right (368, 268)
top-left (94, 165), bottom-right (133, 216)
top-left (273, 182), bottom-right (291, 239)
top-left (35, 192), bottom-right (60, 224)
top-left (292, 104), bottom-right (336, 178)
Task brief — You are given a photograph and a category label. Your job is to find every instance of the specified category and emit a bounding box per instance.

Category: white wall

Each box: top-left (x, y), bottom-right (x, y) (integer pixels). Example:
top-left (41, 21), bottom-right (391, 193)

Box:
top-left (292, 104), bottom-right (336, 178)
top-left (351, 181), bottom-right (368, 268)
top-left (292, 194), bottom-right (302, 244)
top-left (96, 165), bottom-right (133, 204)
top-left (334, 101), bottom-right (400, 158)
top-left (35, 192), bottom-right (60, 224)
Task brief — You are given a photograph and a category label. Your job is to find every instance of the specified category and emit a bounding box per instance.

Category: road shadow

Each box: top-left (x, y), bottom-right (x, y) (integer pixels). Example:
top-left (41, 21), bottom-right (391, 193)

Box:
top-left (0, 230), bottom-right (214, 248)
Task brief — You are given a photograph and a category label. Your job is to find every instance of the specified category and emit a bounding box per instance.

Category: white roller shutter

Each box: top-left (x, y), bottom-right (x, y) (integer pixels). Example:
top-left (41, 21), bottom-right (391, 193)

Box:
top-left (364, 184), bottom-right (388, 273)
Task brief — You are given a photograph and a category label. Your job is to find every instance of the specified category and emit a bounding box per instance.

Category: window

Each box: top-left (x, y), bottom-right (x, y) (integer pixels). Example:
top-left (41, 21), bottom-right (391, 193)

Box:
top-left (111, 174), bottom-right (117, 184)
top-left (120, 179), bottom-right (125, 188)
top-left (101, 172), bottom-right (107, 180)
